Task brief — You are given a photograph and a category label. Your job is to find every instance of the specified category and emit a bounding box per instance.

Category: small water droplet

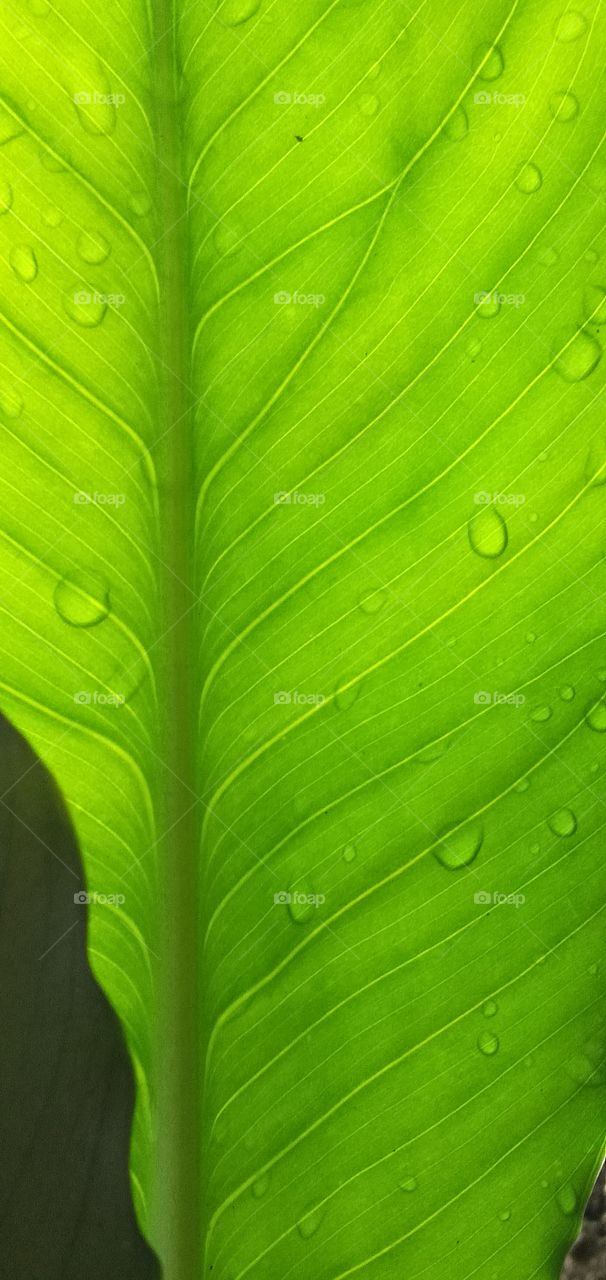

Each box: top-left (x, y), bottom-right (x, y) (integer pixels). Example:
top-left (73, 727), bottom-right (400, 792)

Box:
top-left (586, 697), bottom-right (606, 732)
top-left (220, 0), bottom-right (260, 24)
top-left (129, 190), bottom-right (151, 217)
top-left (556, 1184), bottom-right (577, 1215)
top-left (0, 386), bottom-right (23, 418)
top-left (0, 179), bottom-right (13, 214)
top-left (343, 844), bottom-right (356, 864)
top-left (444, 106), bottom-right (468, 142)
top-left (54, 570), bottom-right (110, 627)
top-left (554, 329), bottom-right (602, 382)
top-left (541, 1177), bottom-right (549, 1189)
top-left (586, 247), bottom-right (599, 265)
top-left (474, 43), bottom-right (504, 81)
top-left (514, 777), bottom-right (530, 794)
top-left (10, 244), bottom-right (38, 283)
top-left (0, 105), bottom-right (23, 146)
top-left (499, 1208), bottom-right (511, 1222)
top-left (359, 587), bottom-right (386, 614)
top-left (530, 843), bottom-right (540, 855)
top-left (555, 10), bottom-right (588, 41)
top-left (589, 963), bottom-right (599, 976)
top-left (466, 336), bottom-right (482, 360)
top-left (547, 807), bottom-right (577, 837)
top-left (63, 288), bottom-right (107, 328)
top-left (435, 821), bottom-right (483, 870)
top-left (478, 1029), bottom-right (499, 1056)
top-left (288, 880), bottom-right (317, 924)
top-left (476, 292), bottom-right (500, 319)
top-left (334, 680), bottom-right (361, 712)
top-left (367, 61), bottom-right (381, 81)
top-left (468, 506), bottom-right (508, 558)
top-left (77, 229), bottom-right (110, 265)
top-left (400, 1175), bottom-right (418, 1192)
top-left (530, 705), bottom-right (552, 723)
top-left (252, 1174), bottom-right (269, 1199)
top-left (559, 685), bottom-right (575, 702)
top-left (359, 93), bottom-right (379, 116)
top-left (550, 91), bottom-right (579, 122)
top-left (297, 1208), bottom-right (323, 1238)
top-left (483, 999), bottom-right (498, 1017)
top-left (538, 245), bottom-right (559, 266)
top-left (516, 163), bottom-right (542, 193)
top-left (526, 631), bottom-right (536, 644)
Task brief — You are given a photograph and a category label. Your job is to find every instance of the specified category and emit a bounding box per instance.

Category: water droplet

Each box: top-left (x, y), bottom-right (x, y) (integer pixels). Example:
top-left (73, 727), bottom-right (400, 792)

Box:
top-left (435, 821), bottom-right (483, 870)
top-left (516, 163), bottom-right (542, 194)
top-left (483, 999), bottom-right (498, 1017)
top-left (538, 245), bottom-right (558, 266)
top-left (77, 229), bottom-right (110, 265)
top-left (359, 93), bottom-right (379, 116)
top-left (0, 179), bottom-right (13, 214)
top-left (288, 880), bottom-right (317, 924)
top-left (556, 1184), bottom-right (577, 1215)
top-left (554, 329), bottom-right (602, 381)
top-left (550, 91), bottom-right (579, 122)
top-left (514, 777), bottom-right (530, 794)
top-left (129, 190), bottom-right (151, 217)
top-left (584, 284), bottom-right (606, 327)
top-left (54, 570), bottom-right (110, 627)
top-left (359, 587), bottom-right (386, 614)
top-left (343, 844), bottom-right (356, 864)
top-left (63, 288), bottom-right (107, 328)
top-left (499, 1208), bottom-right (511, 1222)
top-left (0, 106), bottom-right (23, 146)
top-left (298, 1207), bottom-right (323, 1238)
top-left (252, 1174), bottom-right (269, 1199)
top-left (476, 292), bottom-right (500, 319)
top-left (466, 336), bottom-right (482, 360)
top-left (400, 1175), bottom-right (418, 1192)
top-left (530, 705), bottom-right (552, 723)
top-left (367, 61), bottom-right (381, 81)
top-left (468, 506), bottom-right (508, 558)
top-left (589, 963), bottom-right (599, 976)
top-left (547, 807), bottom-right (577, 837)
top-left (0, 386), bottom-right (23, 418)
top-left (10, 244), bottom-right (38, 283)
top-left (555, 10), bottom-right (588, 41)
top-left (220, 0), bottom-right (260, 24)
top-left (42, 205), bottom-right (63, 227)
top-left (478, 1029), bottom-right (499, 1056)
top-left (586, 247), bottom-right (599, 264)
top-left (474, 43), bottom-right (504, 81)
top-left (334, 680), bottom-right (361, 712)
top-left (526, 631), bottom-right (536, 644)
top-left (559, 685), bottom-right (575, 702)
top-left (586, 436), bottom-right (606, 486)
top-left (444, 106), bottom-right (468, 142)
top-left (586, 697), bottom-right (606, 732)
top-left (530, 842), bottom-right (540, 855)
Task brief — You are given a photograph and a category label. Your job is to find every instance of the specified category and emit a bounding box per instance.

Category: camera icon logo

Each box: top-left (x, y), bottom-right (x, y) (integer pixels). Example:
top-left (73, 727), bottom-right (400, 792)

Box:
top-left (274, 291), bottom-right (292, 305)
top-left (273, 891), bottom-right (291, 905)
top-left (474, 891), bottom-right (492, 905)
top-left (274, 92), bottom-right (291, 105)
top-left (73, 91), bottom-right (92, 106)
top-left (274, 691), bottom-right (292, 705)
top-left (473, 91), bottom-right (492, 105)
top-left (74, 891), bottom-right (90, 905)
top-left (73, 491), bottom-right (91, 505)
top-left (74, 691), bottom-right (92, 705)
top-left (474, 691), bottom-right (492, 705)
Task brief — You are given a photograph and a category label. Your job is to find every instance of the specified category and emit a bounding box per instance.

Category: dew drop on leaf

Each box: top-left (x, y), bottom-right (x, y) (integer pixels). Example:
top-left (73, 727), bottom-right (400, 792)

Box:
top-left (476, 293), bottom-right (500, 319)
top-left (514, 777), bottom-right (530, 794)
top-left (547, 807), bottom-right (577, 837)
top-left (586, 697), bottom-right (606, 732)
top-left (0, 179), bottom-right (13, 213)
top-left (558, 685), bottom-right (575, 702)
top-left (400, 1175), bottom-right (417, 1192)
top-left (499, 1208), bottom-right (511, 1222)
top-left (556, 1184), bottom-right (577, 1215)
top-left (130, 190), bottom-right (152, 217)
top-left (554, 329), bottom-right (602, 382)
top-left (77, 229), bottom-right (111, 265)
top-left (54, 570), bottom-right (110, 628)
top-left (10, 244), bottom-right (38, 282)
top-left (555, 10), bottom-right (588, 41)
top-left (538, 245), bottom-right (558, 266)
top-left (220, 0), bottom-right (260, 25)
top-left (297, 1208), bottom-right (323, 1238)
top-left (0, 386), bottom-right (23, 418)
top-left (466, 337), bottom-right (482, 360)
top-left (63, 288), bottom-right (107, 328)
top-left (515, 163), bottom-right (542, 193)
top-left (468, 506), bottom-right (508, 559)
top-left (343, 844), bottom-right (356, 864)
top-left (474, 43), bottom-right (504, 81)
top-left (477, 1029), bottom-right (499, 1056)
top-left (443, 106), bottom-right (468, 142)
top-left (549, 91), bottom-right (579, 122)
top-left (251, 1174), bottom-right (269, 1199)
top-left (0, 106), bottom-right (23, 146)
top-left (483, 999), bottom-right (498, 1017)
top-left (583, 284), bottom-right (606, 325)
top-left (435, 821), bottom-right (483, 870)
top-left (526, 631), bottom-right (536, 644)
top-left (287, 880), bottom-right (316, 924)
top-left (358, 587), bottom-right (386, 615)
top-left (530, 705), bottom-right (552, 723)
top-left (359, 93), bottom-right (379, 116)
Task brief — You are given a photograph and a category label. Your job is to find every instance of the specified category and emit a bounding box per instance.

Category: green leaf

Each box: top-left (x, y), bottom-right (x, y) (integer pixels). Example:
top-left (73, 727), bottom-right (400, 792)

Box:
top-left (1, 0), bottom-right (605, 1277)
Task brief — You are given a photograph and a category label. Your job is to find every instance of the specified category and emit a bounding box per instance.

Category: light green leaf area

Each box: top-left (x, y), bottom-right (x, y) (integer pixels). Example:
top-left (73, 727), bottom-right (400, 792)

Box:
top-left (1, 0), bottom-right (606, 1276)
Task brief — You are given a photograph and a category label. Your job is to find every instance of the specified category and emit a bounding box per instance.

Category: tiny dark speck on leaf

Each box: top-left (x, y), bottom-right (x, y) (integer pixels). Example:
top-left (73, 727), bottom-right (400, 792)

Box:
top-left (295, 135), bottom-right (303, 142)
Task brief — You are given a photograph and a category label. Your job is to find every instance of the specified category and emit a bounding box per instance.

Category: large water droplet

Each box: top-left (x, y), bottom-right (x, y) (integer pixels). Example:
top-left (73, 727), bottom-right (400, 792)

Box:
top-left (476, 292), bottom-right (500, 319)
top-left (435, 821), bottom-right (483, 870)
top-left (70, 64), bottom-right (117, 137)
top-left (0, 179), bottom-right (13, 214)
top-left (400, 1175), bottom-right (418, 1192)
top-left (554, 329), bottom-right (601, 382)
top-left (63, 288), bottom-right (107, 328)
top-left (547, 807), bottom-right (577, 837)
top-left (559, 685), bottom-right (575, 702)
top-left (0, 386), bottom-right (23, 418)
top-left (499, 1208), bottom-right (511, 1222)
top-left (555, 10), bottom-right (588, 41)
top-left (444, 106), bottom-right (468, 142)
top-left (77, 229), bottom-right (110, 265)
top-left (515, 163), bottom-right (542, 194)
top-left (483, 999), bottom-right (498, 1018)
top-left (10, 244), bottom-right (38, 282)
top-left (359, 587), bottom-right (386, 614)
top-left (343, 844), bottom-right (357, 864)
top-left (530, 705), bottom-right (552, 723)
top-left (468, 506), bottom-right (508, 558)
top-left (586, 697), bottom-right (606, 732)
top-left (297, 1208), bottom-right (323, 1239)
top-left (556, 1184), bottom-right (577, 1215)
top-left (219, 0), bottom-right (260, 24)
top-left (359, 93), bottom-right (379, 116)
top-left (54, 570), bottom-right (110, 627)
top-left (474, 43), bottom-right (504, 81)
top-left (550, 91), bottom-right (579, 122)
top-left (478, 1029), bottom-right (499, 1056)
top-left (252, 1174), bottom-right (269, 1199)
